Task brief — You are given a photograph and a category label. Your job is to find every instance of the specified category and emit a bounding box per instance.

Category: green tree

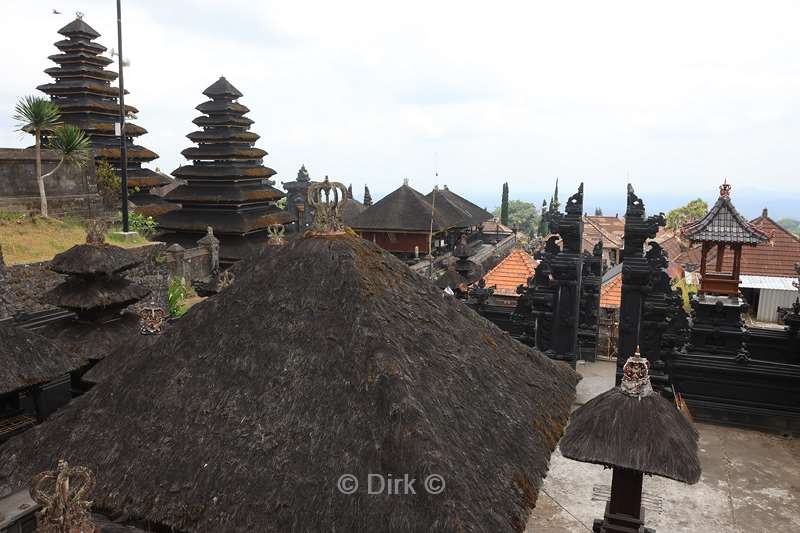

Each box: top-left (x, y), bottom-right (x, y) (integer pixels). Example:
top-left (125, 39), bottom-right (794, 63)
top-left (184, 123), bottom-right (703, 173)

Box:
top-left (500, 182), bottom-right (509, 226)
top-left (493, 200), bottom-right (538, 236)
top-left (778, 218), bottom-right (800, 236)
top-left (538, 199), bottom-right (549, 236)
top-left (666, 198), bottom-right (708, 232)
top-left (13, 96), bottom-right (61, 217)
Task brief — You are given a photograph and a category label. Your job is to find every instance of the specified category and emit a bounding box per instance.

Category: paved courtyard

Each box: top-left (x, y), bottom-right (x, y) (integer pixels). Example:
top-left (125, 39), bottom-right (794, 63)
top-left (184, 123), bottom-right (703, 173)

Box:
top-left (526, 360), bottom-right (800, 533)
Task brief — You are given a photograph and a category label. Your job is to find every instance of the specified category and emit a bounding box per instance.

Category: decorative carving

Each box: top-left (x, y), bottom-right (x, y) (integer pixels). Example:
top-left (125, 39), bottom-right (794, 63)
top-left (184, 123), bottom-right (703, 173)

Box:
top-left (139, 306), bottom-right (167, 335)
top-left (620, 347), bottom-right (654, 397)
top-left (30, 460), bottom-right (96, 533)
top-left (307, 177), bottom-right (348, 235)
top-left (85, 219), bottom-right (106, 245)
top-left (267, 224), bottom-right (286, 246)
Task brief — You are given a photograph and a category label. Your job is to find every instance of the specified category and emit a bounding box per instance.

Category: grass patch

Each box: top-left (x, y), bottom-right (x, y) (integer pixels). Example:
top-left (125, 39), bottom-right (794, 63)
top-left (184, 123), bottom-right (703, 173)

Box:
top-left (106, 231), bottom-right (150, 246)
top-left (0, 212), bottom-right (151, 265)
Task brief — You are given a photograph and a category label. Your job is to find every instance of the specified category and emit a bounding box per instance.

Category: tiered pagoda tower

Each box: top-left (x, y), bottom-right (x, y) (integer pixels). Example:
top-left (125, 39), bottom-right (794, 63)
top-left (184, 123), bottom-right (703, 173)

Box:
top-left (38, 16), bottom-right (168, 207)
top-left (158, 77), bottom-right (292, 261)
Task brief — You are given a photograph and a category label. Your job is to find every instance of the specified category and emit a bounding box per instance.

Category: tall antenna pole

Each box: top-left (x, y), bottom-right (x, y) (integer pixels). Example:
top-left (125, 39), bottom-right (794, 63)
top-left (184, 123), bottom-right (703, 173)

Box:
top-left (116, 0), bottom-right (130, 232)
top-left (428, 185), bottom-right (437, 279)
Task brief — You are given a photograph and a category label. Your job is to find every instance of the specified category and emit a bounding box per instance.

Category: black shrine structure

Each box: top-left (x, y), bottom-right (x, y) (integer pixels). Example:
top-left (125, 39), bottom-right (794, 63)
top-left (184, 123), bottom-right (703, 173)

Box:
top-left (512, 184), bottom-right (598, 367)
top-left (38, 15), bottom-right (168, 209)
top-left (158, 77), bottom-right (293, 262)
top-left (615, 185), bottom-right (670, 389)
top-left (282, 164), bottom-right (313, 232)
top-left (578, 241), bottom-right (604, 362)
top-left (612, 182), bottom-right (800, 433)
top-left (668, 182), bottom-right (800, 433)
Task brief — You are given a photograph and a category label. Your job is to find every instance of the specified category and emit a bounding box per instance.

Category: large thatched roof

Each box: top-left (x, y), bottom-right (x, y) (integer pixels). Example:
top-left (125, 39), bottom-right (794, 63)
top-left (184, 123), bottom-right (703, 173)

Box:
top-left (0, 234), bottom-right (577, 533)
top-left (559, 387), bottom-right (701, 483)
top-left (0, 324), bottom-right (85, 395)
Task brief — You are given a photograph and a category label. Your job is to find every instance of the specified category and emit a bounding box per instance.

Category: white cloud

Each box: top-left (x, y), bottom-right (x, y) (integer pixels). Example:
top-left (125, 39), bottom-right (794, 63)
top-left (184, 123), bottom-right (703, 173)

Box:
top-left (1, 0), bottom-right (798, 216)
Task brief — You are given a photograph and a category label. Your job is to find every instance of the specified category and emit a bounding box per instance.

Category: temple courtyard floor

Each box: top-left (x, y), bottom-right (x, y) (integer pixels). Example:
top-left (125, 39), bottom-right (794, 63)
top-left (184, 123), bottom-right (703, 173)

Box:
top-left (526, 360), bottom-right (800, 533)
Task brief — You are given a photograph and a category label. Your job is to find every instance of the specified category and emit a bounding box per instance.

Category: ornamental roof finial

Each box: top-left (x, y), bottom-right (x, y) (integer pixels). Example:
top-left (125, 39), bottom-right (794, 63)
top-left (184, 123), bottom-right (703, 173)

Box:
top-left (620, 346), bottom-right (654, 398)
top-left (719, 179), bottom-right (731, 198)
top-left (30, 459), bottom-right (96, 533)
top-left (307, 176), bottom-right (348, 235)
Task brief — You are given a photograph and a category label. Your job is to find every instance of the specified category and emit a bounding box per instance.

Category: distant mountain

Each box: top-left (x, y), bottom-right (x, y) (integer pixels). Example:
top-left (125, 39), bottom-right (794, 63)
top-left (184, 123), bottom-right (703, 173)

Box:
top-left (778, 218), bottom-right (800, 236)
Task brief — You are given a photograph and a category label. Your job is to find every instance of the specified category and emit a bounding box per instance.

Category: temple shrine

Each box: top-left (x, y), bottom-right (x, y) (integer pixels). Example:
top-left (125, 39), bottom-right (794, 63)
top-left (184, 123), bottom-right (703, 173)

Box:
top-left (157, 77), bottom-right (293, 262)
top-left (37, 15), bottom-right (168, 209)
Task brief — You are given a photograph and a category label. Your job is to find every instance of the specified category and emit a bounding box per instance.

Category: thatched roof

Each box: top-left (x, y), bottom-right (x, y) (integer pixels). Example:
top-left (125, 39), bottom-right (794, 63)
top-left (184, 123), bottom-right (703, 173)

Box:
top-left (0, 324), bottom-right (85, 395)
top-left (425, 188), bottom-right (494, 228)
top-left (349, 184), bottom-right (451, 232)
top-left (42, 312), bottom-right (153, 365)
top-left (0, 233), bottom-right (577, 533)
top-left (44, 277), bottom-right (150, 313)
top-left (559, 381), bottom-right (701, 483)
top-left (49, 244), bottom-right (143, 277)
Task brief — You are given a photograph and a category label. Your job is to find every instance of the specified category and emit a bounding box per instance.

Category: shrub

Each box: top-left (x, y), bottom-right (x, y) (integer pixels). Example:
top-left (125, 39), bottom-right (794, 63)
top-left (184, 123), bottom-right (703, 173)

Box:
top-left (129, 212), bottom-right (157, 237)
top-left (95, 160), bottom-right (121, 206)
top-left (167, 276), bottom-right (193, 317)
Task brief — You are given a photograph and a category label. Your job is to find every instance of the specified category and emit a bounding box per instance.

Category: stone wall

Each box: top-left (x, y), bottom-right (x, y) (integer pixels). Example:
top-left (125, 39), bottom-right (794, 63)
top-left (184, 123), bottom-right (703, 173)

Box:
top-left (0, 148), bottom-right (103, 217)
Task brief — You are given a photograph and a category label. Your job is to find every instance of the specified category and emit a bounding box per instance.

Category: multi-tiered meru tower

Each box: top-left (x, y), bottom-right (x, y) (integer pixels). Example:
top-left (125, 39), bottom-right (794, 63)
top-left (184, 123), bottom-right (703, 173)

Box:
top-left (38, 16), bottom-right (168, 208)
top-left (158, 77), bottom-right (293, 262)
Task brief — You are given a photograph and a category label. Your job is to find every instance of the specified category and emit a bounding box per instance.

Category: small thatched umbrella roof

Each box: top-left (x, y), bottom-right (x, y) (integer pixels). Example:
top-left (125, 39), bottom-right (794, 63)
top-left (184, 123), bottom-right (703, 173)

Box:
top-left (0, 232), bottom-right (577, 533)
top-left (49, 244), bottom-right (143, 277)
top-left (559, 351), bottom-right (701, 484)
top-left (44, 277), bottom-right (150, 313)
top-left (0, 324), bottom-right (85, 395)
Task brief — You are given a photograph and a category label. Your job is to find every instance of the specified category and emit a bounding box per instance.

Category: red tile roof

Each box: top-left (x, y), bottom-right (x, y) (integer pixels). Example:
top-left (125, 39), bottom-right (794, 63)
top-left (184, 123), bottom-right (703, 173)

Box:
top-left (600, 271), bottom-right (622, 308)
top-left (720, 215), bottom-right (800, 278)
top-left (482, 248), bottom-right (538, 297)
top-left (582, 216), bottom-right (623, 250)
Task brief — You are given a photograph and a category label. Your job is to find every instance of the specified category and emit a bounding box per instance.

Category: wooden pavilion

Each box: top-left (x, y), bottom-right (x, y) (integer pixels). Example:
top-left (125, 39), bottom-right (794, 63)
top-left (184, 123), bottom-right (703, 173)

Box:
top-left (681, 181), bottom-right (770, 296)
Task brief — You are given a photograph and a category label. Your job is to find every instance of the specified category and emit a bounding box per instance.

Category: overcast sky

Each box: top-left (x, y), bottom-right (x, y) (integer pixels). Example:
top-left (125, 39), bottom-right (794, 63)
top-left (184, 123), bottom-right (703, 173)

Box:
top-left (2, 1), bottom-right (799, 217)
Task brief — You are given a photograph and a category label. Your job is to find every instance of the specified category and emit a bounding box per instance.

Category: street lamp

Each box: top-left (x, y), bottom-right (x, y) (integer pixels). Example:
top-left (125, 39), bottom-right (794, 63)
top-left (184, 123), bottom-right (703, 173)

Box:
top-left (116, 0), bottom-right (130, 232)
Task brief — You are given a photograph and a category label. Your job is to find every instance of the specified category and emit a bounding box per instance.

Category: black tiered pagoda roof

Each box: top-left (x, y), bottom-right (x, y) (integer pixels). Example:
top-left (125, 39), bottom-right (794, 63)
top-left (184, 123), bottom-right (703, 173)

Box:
top-left (158, 77), bottom-right (292, 261)
top-left (681, 182), bottom-right (770, 245)
top-left (37, 16), bottom-right (168, 200)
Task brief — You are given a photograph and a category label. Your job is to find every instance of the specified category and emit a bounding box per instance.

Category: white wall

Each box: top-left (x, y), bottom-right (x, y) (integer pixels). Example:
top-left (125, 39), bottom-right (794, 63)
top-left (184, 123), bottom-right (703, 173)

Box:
top-left (757, 288), bottom-right (799, 322)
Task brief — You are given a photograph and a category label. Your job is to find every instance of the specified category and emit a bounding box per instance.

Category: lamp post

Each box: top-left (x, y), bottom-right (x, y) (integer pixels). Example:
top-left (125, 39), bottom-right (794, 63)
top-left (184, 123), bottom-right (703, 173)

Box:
top-left (116, 0), bottom-right (130, 232)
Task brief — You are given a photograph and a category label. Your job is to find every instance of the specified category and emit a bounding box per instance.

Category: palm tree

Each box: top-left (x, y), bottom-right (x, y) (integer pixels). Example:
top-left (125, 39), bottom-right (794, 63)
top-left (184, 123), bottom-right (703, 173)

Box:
top-left (13, 96), bottom-right (61, 217)
top-left (13, 97), bottom-right (91, 217)
top-left (44, 124), bottom-right (93, 182)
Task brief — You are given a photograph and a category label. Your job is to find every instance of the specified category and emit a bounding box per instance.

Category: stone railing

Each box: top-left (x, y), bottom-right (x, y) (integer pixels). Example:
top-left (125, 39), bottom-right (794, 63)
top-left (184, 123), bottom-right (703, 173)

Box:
top-left (160, 227), bottom-right (220, 282)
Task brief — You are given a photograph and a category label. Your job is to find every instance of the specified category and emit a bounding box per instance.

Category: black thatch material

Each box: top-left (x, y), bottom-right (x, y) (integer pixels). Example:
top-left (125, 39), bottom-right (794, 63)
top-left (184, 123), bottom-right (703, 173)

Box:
top-left (42, 312), bottom-right (153, 365)
top-left (559, 388), bottom-right (701, 484)
top-left (49, 244), bottom-right (143, 276)
top-left (349, 184), bottom-right (450, 232)
top-left (44, 277), bottom-right (150, 313)
top-left (0, 234), bottom-right (577, 533)
top-left (0, 324), bottom-right (84, 395)
top-left (425, 189), bottom-right (494, 228)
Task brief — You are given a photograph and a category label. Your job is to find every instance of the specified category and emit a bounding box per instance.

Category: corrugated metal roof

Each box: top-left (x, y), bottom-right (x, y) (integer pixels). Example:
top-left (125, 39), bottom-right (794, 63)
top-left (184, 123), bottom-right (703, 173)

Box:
top-left (739, 275), bottom-right (798, 291)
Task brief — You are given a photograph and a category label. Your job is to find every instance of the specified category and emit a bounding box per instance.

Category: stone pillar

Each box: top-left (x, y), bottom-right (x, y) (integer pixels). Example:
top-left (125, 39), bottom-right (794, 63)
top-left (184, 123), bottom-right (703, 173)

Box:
top-left (197, 226), bottom-right (220, 275)
top-left (616, 185), bottom-right (666, 385)
top-left (164, 243), bottom-right (188, 281)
